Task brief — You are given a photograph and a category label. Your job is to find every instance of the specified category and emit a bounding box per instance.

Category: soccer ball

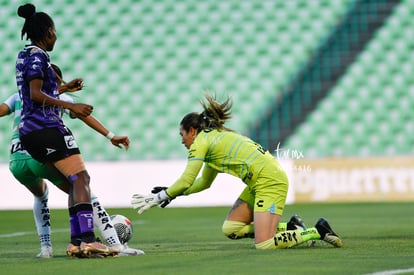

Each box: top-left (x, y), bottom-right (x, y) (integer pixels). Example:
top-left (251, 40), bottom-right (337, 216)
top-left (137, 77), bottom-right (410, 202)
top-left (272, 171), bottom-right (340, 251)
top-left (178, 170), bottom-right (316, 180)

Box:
top-left (110, 214), bottom-right (133, 244)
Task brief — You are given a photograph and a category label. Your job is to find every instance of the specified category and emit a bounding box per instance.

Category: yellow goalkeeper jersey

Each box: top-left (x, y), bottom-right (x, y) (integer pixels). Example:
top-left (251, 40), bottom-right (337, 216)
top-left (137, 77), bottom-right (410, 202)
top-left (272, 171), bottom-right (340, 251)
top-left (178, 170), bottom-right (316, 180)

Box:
top-left (167, 129), bottom-right (282, 198)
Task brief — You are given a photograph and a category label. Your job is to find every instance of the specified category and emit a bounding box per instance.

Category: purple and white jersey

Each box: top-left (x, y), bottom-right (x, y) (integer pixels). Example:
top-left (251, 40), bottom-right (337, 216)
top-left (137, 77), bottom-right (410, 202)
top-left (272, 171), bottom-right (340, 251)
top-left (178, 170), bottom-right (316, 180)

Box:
top-left (16, 45), bottom-right (64, 136)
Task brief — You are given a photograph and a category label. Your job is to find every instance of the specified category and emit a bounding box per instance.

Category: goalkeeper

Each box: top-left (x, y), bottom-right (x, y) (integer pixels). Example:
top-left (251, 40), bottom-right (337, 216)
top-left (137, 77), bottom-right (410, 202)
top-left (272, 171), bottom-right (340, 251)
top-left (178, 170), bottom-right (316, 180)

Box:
top-left (132, 94), bottom-right (343, 249)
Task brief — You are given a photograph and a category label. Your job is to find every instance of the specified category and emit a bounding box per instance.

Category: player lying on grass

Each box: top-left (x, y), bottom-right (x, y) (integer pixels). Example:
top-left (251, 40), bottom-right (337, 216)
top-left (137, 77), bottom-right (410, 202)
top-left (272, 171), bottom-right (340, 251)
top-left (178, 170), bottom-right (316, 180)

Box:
top-left (132, 94), bottom-right (342, 249)
top-left (0, 65), bottom-right (143, 258)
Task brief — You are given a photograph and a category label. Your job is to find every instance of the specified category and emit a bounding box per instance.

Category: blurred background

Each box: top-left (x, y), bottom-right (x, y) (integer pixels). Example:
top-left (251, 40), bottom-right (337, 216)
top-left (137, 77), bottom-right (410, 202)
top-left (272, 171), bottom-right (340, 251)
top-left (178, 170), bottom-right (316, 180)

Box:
top-left (0, 0), bottom-right (413, 208)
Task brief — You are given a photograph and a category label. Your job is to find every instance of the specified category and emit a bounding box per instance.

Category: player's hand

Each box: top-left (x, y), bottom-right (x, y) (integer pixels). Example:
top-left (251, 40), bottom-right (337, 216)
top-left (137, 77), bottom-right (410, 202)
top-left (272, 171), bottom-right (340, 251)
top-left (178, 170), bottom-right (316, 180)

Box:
top-left (65, 78), bottom-right (84, 92)
top-left (110, 135), bottom-right (130, 150)
top-left (69, 103), bottom-right (93, 118)
top-left (131, 190), bottom-right (171, 214)
top-left (151, 186), bottom-right (172, 208)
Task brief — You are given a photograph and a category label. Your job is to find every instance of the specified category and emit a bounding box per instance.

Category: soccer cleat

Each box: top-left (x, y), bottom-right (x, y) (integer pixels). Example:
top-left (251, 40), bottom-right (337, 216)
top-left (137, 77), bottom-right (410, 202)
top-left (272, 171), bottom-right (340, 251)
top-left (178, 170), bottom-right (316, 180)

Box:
top-left (287, 215), bottom-right (307, 230)
top-left (80, 241), bottom-right (118, 258)
top-left (66, 243), bottom-right (82, 258)
top-left (315, 218), bottom-right (343, 248)
top-left (287, 215), bottom-right (316, 246)
top-left (111, 243), bottom-right (145, 256)
top-left (36, 246), bottom-right (53, 258)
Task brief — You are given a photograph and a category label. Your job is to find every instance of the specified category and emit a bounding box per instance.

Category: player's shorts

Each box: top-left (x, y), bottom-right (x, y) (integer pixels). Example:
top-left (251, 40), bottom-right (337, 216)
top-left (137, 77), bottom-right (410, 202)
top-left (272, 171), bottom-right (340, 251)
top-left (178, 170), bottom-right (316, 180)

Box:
top-left (20, 127), bottom-right (81, 163)
top-left (9, 158), bottom-right (66, 187)
top-left (243, 161), bottom-right (288, 216)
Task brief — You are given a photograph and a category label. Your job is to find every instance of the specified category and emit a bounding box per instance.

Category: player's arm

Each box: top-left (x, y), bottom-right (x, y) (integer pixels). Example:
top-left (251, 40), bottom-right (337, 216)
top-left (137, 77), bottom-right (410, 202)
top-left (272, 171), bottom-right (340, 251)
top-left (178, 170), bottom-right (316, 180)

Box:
top-left (78, 115), bottom-right (130, 150)
top-left (0, 103), bottom-right (11, 117)
top-left (131, 159), bottom-right (205, 214)
top-left (182, 165), bottom-right (218, 195)
top-left (29, 78), bottom-right (92, 117)
top-left (165, 159), bottom-right (204, 198)
top-left (0, 93), bottom-right (18, 117)
top-left (58, 78), bottom-right (83, 94)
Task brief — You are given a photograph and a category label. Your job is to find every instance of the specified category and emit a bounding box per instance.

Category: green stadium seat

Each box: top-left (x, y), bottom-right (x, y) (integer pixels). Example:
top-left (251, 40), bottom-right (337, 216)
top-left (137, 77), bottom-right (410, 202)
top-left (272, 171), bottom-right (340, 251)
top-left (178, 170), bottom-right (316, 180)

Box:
top-left (0, 0), bottom-right (362, 161)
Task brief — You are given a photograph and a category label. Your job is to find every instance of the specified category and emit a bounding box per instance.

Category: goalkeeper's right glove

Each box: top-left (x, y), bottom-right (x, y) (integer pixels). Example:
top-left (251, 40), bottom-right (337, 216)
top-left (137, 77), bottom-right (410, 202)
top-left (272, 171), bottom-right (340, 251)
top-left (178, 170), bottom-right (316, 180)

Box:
top-left (151, 186), bottom-right (172, 208)
top-left (131, 189), bottom-right (171, 214)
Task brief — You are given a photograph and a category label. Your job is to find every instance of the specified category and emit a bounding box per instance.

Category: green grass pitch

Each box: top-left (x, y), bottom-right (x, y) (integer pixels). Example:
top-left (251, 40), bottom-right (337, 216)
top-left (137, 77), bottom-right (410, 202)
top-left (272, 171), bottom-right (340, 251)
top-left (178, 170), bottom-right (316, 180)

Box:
top-left (0, 202), bottom-right (412, 275)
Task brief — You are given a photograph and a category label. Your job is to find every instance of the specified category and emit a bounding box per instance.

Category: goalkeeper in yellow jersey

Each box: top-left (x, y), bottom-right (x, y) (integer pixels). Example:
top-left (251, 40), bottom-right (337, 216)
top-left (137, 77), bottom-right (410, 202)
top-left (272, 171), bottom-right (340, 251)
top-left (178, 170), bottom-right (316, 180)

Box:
top-left (131, 94), bottom-right (342, 249)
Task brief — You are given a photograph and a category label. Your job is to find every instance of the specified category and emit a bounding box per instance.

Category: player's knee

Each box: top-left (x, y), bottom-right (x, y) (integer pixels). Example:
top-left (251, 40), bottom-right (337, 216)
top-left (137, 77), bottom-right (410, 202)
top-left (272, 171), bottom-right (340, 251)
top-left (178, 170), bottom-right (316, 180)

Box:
top-left (222, 220), bottom-right (253, 240)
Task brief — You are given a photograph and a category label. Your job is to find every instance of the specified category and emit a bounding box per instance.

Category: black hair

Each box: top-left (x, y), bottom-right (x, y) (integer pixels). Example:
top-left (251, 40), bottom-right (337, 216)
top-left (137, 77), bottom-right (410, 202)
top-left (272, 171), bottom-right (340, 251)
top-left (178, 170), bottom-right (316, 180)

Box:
top-left (17, 3), bottom-right (55, 42)
top-left (180, 94), bottom-right (233, 132)
top-left (51, 63), bottom-right (62, 79)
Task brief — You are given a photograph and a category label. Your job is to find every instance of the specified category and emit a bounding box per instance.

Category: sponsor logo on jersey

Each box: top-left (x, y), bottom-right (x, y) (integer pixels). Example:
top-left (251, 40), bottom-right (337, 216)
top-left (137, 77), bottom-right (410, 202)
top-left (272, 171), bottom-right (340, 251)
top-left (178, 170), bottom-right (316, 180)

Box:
top-left (64, 135), bottom-right (78, 149)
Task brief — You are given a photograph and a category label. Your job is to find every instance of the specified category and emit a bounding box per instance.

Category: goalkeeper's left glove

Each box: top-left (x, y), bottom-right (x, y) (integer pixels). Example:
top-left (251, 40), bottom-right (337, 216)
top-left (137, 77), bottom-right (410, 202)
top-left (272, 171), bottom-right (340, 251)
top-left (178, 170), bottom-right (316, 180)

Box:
top-left (131, 190), bottom-right (171, 214)
top-left (151, 186), bottom-right (173, 208)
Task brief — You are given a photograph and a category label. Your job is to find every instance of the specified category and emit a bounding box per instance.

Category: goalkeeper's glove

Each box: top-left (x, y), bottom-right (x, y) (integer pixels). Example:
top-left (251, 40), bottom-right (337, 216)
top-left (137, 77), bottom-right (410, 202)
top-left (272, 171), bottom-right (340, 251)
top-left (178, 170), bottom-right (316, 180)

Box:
top-left (131, 190), bottom-right (171, 214)
top-left (151, 186), bottom-right (173, 208)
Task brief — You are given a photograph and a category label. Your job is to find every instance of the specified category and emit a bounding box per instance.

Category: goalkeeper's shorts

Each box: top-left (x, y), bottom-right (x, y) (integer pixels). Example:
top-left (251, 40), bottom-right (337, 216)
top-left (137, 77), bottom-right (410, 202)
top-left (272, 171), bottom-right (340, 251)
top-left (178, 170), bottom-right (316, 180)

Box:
top-left (241, 162), bottom-right (288, 216)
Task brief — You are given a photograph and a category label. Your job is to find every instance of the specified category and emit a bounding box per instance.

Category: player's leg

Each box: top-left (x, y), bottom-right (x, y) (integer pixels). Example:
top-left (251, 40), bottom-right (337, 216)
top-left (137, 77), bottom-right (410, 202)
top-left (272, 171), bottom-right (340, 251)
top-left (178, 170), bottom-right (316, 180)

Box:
top-left (40, 161), bottom-right (143, 256)
top-left (54, 155), bottom-right (114, 257)
top-left (90, 193), bottom-right (144, 256)
top-left (222, 186), bottom-right (255, 239)
top-left (9, 159), bottom-right (53, 258)
top-left (252, 164), bottom-right (313, 249)
top-left (222, 186), bottom-right (290, 239)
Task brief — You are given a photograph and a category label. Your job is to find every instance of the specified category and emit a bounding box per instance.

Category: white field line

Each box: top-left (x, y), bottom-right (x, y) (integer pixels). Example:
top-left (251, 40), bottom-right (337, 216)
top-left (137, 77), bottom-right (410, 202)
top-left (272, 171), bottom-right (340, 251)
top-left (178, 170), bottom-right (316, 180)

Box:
top-left (0, 221), bottom-right (144, 238)
top-left (363, 268), bottom-right (414, 275)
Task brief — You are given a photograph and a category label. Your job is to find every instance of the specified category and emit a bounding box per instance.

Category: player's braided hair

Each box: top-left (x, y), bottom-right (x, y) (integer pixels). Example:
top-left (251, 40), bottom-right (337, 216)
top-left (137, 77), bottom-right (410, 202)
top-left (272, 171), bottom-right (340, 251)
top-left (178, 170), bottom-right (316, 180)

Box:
top-left (17, 3), bottom-right (55, 42)
top-left (180, 94), bottom-right (233, 132)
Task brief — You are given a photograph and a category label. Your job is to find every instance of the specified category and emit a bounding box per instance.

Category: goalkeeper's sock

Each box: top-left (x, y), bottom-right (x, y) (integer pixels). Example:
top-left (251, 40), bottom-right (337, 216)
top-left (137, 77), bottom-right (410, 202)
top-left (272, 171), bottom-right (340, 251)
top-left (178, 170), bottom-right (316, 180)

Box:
top-left (91, 194), bottom-right (121, 246)
top-left (222, 221), bottom-right (288, 239)
top-left (222, 220), bottom-right (255, 239)
top-left (33, 185), bottom-right (51, 248)
top-left (277, 222), bottom-right (287, 232)
top-left (75, 203), bottom-right (96, 243)
top-left (255, 228), bottom-right (320, 249)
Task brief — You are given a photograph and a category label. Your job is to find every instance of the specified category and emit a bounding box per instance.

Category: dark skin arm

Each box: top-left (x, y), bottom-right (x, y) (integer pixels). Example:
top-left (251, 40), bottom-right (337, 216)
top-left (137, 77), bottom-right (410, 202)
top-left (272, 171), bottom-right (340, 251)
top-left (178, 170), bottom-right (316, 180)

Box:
top-left (30, 79), bottom-right (93, 117)
top-left (58, 78), bottom-right (84, 94)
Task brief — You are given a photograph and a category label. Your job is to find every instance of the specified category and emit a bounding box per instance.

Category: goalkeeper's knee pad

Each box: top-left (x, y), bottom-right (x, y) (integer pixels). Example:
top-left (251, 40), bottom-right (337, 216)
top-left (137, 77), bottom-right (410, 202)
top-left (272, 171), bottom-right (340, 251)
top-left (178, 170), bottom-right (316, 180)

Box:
top-left (222, 220), bottom-right (254, 240)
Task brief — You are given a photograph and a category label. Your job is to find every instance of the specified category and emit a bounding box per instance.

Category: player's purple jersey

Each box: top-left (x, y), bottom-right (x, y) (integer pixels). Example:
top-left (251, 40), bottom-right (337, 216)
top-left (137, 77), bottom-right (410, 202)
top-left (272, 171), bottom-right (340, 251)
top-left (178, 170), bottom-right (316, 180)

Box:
top-left (16, 45), bottom-right (64, 136)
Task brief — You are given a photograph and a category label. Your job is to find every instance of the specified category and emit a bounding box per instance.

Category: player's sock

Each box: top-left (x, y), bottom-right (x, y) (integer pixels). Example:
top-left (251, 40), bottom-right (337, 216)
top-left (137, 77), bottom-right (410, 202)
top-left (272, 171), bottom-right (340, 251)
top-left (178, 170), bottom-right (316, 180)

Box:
top-left (33, 185), bottom-right (51, 248)
top-left (74, 203), bottom-right (96, 243)
top-left (222, 220), bottom-right (289, 239)
top-left (255, 228), bottom-right (320, 249)
top-left (69, 206), bottom-right (81, 245)
top-left (300, 227), bottom-right (321, 242)
top-left (91, 194), bottom-right (121, 246)
top-left (222, 220), bottom-right (255, 239)
top-left (277, 222), bottom-right (287, 232)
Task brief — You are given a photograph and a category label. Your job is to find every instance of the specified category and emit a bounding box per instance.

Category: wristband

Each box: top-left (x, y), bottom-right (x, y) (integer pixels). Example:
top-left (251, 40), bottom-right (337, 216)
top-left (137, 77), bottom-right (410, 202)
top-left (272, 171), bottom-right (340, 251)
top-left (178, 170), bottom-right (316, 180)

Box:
top-left (106, 131), bottom-right (115, 140)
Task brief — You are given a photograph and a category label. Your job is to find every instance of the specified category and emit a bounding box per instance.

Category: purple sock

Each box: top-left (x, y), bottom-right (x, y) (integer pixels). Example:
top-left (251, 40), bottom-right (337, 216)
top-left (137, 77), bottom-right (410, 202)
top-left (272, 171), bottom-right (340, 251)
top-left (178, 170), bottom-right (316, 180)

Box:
top-left (69, 207), bottom-right (81, 245)
top-left (76, 203), bottom-right (96, 243)
top-left (77, 210), bottom-right (94, 233)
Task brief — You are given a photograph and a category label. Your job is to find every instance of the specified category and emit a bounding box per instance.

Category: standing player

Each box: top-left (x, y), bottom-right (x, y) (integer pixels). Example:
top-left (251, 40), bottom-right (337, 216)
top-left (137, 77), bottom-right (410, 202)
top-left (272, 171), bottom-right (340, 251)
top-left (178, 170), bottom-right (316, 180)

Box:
top-left (132, 94), bottom-right (343, 249)
top-left (16, 3), bottom-right (111, 257)
top-left (0, 66), bottom-right (144, 258)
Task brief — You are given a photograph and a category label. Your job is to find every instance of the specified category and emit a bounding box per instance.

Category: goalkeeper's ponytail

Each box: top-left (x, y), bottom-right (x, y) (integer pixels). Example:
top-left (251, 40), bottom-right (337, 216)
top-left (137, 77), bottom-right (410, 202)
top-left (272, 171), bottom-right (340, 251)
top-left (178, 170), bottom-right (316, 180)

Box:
top-left (180, 94), bottom-right (234, 133)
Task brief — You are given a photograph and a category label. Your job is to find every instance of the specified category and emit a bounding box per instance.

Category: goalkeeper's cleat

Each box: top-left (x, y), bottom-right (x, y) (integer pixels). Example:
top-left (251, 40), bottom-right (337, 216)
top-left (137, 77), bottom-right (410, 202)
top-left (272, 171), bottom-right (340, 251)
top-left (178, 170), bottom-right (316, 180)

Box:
top-left (287, 215), bottom-right (307, 230)
top-left (315, 218), bottom-right (343, 248)
top-left (66, 243), bottom-right (81, 258)
top-left (36, 246), bottom-right (53, 258)
top-left (111, 243), bottom-right (145, 256)
top-left (287, 215), bottom-right (316, 247)
top-left (80, 241), bottom-right (119, 258)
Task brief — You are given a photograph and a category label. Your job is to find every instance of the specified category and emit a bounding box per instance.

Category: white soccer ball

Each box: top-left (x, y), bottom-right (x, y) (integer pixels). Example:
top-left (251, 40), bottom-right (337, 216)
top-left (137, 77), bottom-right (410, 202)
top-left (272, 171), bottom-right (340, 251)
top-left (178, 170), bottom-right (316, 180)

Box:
top-left (110, 214), bottom-right (133, 244)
